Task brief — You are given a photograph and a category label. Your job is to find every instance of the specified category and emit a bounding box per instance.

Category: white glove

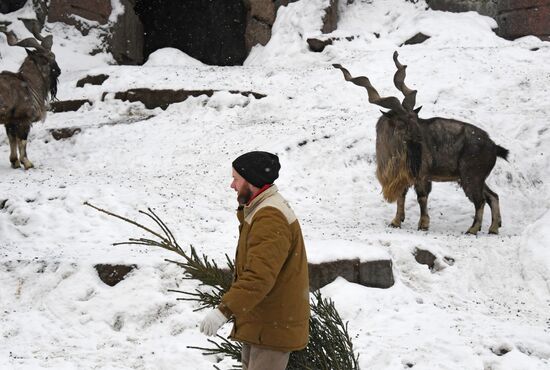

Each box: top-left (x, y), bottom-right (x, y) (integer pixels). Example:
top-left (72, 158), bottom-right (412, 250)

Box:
top-left (199, 308), bottom-right (228, 336)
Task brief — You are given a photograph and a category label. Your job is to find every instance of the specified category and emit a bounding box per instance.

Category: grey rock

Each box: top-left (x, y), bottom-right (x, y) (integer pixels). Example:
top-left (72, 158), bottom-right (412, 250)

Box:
top-left (94, 264), bottom-right (136, 287)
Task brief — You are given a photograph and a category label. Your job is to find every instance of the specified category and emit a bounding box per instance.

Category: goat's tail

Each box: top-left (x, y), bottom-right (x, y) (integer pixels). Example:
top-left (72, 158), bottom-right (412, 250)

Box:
top-left (496, 145), bottom-right (509, 161)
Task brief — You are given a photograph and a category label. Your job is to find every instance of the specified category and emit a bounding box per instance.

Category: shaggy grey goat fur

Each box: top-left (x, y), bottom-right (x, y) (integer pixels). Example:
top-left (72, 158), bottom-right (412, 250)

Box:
top-left (334, 52), bottom-right (509, 235)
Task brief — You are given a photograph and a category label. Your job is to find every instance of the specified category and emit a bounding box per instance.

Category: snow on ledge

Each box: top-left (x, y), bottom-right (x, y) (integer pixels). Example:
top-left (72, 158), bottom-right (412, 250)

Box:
top-left (306, 239), bottom-right (390, 264)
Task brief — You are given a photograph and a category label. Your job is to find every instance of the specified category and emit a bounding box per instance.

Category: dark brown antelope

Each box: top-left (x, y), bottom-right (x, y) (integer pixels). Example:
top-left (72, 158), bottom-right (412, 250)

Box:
top-left (0, 19), bottom-right (60, 169)
top-left (333, 52), bottom-right (509, 235)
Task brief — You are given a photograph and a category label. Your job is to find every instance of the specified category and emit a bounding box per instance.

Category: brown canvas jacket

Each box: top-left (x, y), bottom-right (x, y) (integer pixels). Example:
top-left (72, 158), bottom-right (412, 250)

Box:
top-left (219, 185), bottom-right (310, 352)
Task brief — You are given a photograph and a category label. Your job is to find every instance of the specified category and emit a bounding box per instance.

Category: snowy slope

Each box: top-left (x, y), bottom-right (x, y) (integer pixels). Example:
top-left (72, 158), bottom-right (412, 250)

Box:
top-left (1, 0), bottom-right (549, 369)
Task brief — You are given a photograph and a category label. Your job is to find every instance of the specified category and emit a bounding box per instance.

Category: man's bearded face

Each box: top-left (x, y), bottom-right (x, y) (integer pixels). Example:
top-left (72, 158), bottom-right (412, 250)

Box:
top-left (237, 185), bottom-right (253, 205)
top-left (231, 169), bottom-right (253, 205)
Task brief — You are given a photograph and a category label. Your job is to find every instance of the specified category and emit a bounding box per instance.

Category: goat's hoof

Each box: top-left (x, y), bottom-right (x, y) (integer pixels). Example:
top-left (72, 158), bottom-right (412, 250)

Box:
top-left (11, 162), bottom-right (21, 169)
top-left (488, 228), bottom-right (499, 235)
top-left (466, 229), bottom-right (479, 235)
top-left (418, 218), bottom-right (430, 231)
top-left (389, 221), bottom-right (401, 228)
top-left (22, 161), bottom-right (34, 170)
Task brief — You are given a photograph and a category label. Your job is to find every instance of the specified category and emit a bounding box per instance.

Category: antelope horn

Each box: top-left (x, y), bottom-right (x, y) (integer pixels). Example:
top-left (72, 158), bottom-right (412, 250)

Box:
top-left (40, 35), bottom-right (53, 50)
top-left (20, 18), bottom-right (44, 41)
top-left (1, 30), bottom-right (18, 46)
top-left (392, 51), bottom-right (417, 110)
top-left (2, 29), bottom-right (47, 52)
top-left (333, 63), bottom-right (406, 113)
top-left (20, 18), bottom-right (53, 51)
top-left (14, 37), bottom-right (46, 51)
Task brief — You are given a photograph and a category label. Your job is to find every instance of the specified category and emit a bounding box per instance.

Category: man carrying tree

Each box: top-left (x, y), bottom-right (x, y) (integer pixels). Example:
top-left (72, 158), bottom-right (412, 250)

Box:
top-left (200, 151), bottom-right (310, 370)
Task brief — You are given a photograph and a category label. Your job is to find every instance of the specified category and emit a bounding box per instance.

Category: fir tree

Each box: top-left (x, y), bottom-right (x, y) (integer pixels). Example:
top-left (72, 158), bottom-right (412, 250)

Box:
top-left (85, 202), bottom-right (360, 369)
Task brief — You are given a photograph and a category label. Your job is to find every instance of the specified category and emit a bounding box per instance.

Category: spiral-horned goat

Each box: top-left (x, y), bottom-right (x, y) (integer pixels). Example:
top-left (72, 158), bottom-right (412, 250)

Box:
top-left (0, 19), bottom-right (60, 169)
top-left (333, 52), bottom-right (509, 235)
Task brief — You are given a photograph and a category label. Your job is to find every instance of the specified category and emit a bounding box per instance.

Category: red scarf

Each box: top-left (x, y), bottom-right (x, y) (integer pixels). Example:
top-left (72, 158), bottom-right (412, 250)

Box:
top-left (247, 184), bottom-right (272, 205)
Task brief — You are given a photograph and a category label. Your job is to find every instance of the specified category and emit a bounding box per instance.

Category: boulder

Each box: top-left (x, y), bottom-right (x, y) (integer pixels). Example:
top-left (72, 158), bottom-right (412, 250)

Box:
top-left (94, 264), bottom-right (136, 287)
top-left (306, 35), bottom-right (356, 52)
top-left (245, 16), bottom-right (272, 51)
top-left (245, 0), bottom-right (326, 52)
top-left (76, 74), bottom-right (110, 87)
top-left (321, 0), bottom-right (339, 34)
top-left (307, 37), bottom-right (333, 52)
top-left (402, 32), bottom-right (431, 46)
top-left (49, 127), bottom-right (82, 140)
top-left (414, 248), bottom-right (436, 270)
top-left (248, 0), bottom-right (276, 25)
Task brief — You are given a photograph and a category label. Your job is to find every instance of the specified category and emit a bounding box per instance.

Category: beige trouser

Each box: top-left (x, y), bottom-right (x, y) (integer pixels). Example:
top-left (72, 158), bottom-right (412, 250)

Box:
top-left (241, 343), bottom-right (290, 370)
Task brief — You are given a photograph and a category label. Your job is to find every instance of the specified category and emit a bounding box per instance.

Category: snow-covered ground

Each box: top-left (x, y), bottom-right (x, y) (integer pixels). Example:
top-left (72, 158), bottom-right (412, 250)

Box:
top-left (1, 0), bottom-right (549, 369)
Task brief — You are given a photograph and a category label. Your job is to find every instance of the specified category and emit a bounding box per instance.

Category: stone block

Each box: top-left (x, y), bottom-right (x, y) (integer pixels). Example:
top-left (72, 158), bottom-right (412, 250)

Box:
top-left (309, 258), bottom-right (394, 291)
top-left (309, 259), bottom-right (359, 291)
top-left (49, 100), bottom-right (91, 113)
top-left (358, 260), bottom-right (394, 289)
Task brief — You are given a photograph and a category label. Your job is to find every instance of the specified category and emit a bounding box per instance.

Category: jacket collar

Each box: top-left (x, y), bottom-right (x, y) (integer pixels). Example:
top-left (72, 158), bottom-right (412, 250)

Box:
top-left (243, 184), bottom-right (278, 219)
top-left (246, 184), bottom-right (272, 205)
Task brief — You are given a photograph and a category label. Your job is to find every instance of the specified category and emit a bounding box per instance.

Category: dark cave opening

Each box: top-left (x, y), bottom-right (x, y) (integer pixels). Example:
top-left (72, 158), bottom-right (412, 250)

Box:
top-left (0, 0), bottom-right (27, 14)
top-left (134, 0), bottom-right (247, 66)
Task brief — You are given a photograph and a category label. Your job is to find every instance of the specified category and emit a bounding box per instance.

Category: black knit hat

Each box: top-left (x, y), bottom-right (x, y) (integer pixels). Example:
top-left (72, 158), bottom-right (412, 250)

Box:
top-left (232, 151), bottom-right (280, 188)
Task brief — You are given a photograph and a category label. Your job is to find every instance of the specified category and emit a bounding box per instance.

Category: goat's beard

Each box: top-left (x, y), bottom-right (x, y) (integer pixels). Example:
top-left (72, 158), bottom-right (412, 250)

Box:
top-left (49, 73), bottom-right (59, 100)
top-left (49, 63), bottom-right (61, 100)
top-left (237, 186), bottom-right (253, 206)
